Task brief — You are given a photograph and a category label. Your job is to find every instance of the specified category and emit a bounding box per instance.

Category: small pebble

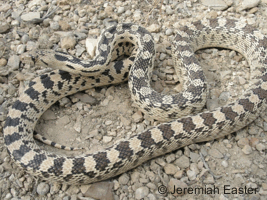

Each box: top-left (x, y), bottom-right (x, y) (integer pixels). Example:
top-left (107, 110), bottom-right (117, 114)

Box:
top-left (36, 182), bottom-right (50, 196)
top-left (135, 187), bottom-right (149, 199)
top-left (117, 6), bottom-right (125, 14)
top-left (242, 145), bottom-right (253, 155)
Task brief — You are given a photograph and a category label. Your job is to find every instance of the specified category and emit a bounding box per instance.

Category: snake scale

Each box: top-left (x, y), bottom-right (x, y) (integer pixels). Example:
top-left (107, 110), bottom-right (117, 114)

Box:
top-left (3, 18), bottom-right (267, 184)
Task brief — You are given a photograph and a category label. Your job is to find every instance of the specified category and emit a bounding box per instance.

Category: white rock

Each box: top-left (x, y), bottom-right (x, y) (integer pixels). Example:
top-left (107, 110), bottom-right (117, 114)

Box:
top-left (165, 28), bottom-right (173, 36)
top-left (117, 6), bottom-right (125, 14)
top-left (103, 136), bottom-right (112, 143)
top-left (221, 160), bottom-right (228, 168)
top-left (125, 10), bottom-right (132, 16)
top-left (0, 4), bottom-right (11, 12)
top-left (201, 0), bottom-right (229, 10)
top-left (28, 0), bottom-right (42, 8)
top-left (147, 24), bottom-right (161, 33)
top-left (187, 170), bottom-right (196, 180)
top-left (105, 120), bottom-right (113, 126)
top-left (86, 38), bottom-right (98, 58)
top-left (17, 44), bottom-right (26, 54)
top-left (133, 10), bottom-right (142, 21)
top-left (21, 12), bottom-right (41, 22)
top-left (239, 0), bottom-right (260, 11)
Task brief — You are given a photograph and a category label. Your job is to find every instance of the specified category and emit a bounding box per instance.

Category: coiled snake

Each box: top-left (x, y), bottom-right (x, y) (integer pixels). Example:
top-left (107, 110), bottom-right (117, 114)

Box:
top-left (3, 18), bottom-right (267, 184)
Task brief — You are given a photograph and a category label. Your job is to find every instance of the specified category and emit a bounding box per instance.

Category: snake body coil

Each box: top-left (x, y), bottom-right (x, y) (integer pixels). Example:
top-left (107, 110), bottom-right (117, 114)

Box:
top-left (3, 18), bottom-right (267, 184)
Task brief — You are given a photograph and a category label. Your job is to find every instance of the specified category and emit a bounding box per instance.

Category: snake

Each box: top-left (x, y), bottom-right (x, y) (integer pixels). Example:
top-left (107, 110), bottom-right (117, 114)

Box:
top-left (3, 18), bottom-right (267, 185)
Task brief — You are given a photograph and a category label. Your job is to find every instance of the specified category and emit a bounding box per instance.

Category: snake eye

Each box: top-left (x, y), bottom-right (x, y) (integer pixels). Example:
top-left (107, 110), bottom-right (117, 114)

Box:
top-left (30, 54), bottom-right (38, 63)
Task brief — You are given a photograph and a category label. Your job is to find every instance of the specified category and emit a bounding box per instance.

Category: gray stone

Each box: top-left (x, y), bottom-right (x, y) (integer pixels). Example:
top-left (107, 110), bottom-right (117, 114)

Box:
top-left (50, 183), bottom-right (61, 195)
top-left (120, 116), bottom-right (131, 126)
top-left (248, 126), bottom-right (258, 135)
top-left (73, 93), bottom-right (97, 105)
top-left (11, 10), bottom-right (22, 19)
top-left (26, 41), bottom-right (37, 51)
top-left (131, 171), bottom-right (140, 182)
top-left (57, 115), bottom-right (70, 125)
top-left (21, 34), bottom-right (29, 44)
top-left (38, 34), bottom-right (53, 49)
top-left (42, 110), bottom-right (57, 120)
top-left (147, 193), bottom-right (156, 200)
top-left (166, 6), bottom-right (174, 15)
top-left (62, 196), bottom-right (70, 200)
top-left (83, 182), bottom-right (114, 200)
top-left (242, 145), bottom-right (252, 155)
top-left (203, 174), bottom-right (215, 184)
top-left (75, 45), bottom-right (85, 57)
top-left (256, 143), bottom-right (265, 151)
top-left (132, 111), bottom-right (143, 123)
top-left (187, 170), bottom-right (196, 180)
top-left (7, 55), bottom-right (20, 70)
top-left (36, 182), bottom-right (50, 196)
top-left (118, 174), bottom-right (130, 185)
top-left (61, 36), bottom-right (76, 49)
top-left (0, 3), bottom-right (11, 12)
top-left (206, 98), bottom-right (219, 110)
top-left (164, 163), bottom-right (178, 175)
top-left (0, 58), bottom-right (7, 67)
top-left (263, 122), bottom-right (267, 131)
top-left (50, 21), bottom-right (60, 30)
top-left (0, 95), bottom-right (4, 104)
top-left (59, 97), bottom-right (71, 107)
top-left (237, 138), bottom-right (249, 148)
top-left (175, 155), bottom-right (190, 169)
top-left (0, 24), bottom-right (10, 33)
top-left (78, 9), bottom-right (87, 17)
top-left (8, 84), bottom-right (16, 95)
top-left (159, 53), bottom-right (167, 60)
top-left (135, 186), bottom-right (149, 199)
top-left (209, 148), bottom-right (224, 158)
top-left (190, 152), bottom-right (200, 163)
top-left (218, 91), bottom-right (230, 105)
top-left (74, 32), bottom-right (87, 40)
top-left (165, 154), bottom-right (176, 163)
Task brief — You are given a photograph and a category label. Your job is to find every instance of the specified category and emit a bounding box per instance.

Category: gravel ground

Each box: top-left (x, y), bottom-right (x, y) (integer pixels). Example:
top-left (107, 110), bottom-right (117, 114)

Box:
top-left (1, 0), bottom-right (267, 199)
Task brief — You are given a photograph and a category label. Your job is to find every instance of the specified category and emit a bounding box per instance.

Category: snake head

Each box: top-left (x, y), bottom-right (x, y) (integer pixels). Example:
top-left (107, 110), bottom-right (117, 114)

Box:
top-left (20, 50), bottom-right (54, 67)
top-left (20, 51), bottom-right (40, 66)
